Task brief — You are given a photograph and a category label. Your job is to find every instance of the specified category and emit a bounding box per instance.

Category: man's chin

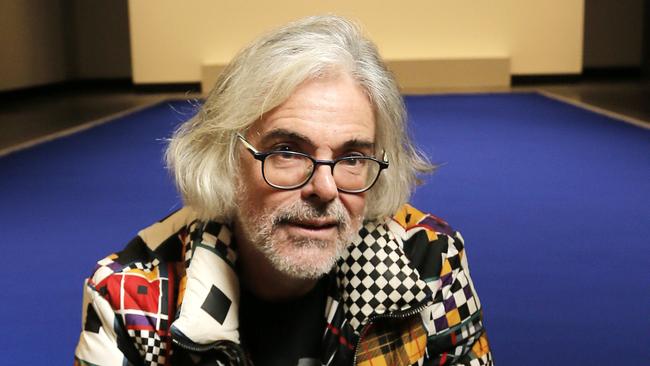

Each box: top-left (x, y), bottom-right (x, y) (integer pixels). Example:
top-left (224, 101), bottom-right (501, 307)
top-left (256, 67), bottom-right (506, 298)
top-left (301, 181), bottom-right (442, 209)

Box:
top-left (263, 238), bottom-right (342, 279)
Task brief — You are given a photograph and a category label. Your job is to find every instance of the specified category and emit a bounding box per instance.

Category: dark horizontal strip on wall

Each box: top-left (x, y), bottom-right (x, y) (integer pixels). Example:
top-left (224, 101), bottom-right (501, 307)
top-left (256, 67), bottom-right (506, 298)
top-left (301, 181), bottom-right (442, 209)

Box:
top-left (133, 82), bottom-right (201, 93)
top-left (512, 67), bottom-right (644, 85)
top-left (1, 79), bottom-right (203, 104)
top-left (1, 79), bottom-right (133, 102)
top-left (511, 73), bottom-right (581, 85)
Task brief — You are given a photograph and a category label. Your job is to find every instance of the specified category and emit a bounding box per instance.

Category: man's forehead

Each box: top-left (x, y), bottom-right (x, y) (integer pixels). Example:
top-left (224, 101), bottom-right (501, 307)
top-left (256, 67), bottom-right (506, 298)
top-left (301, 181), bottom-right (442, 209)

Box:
top-left (247, 75), bottom-right (376, 148)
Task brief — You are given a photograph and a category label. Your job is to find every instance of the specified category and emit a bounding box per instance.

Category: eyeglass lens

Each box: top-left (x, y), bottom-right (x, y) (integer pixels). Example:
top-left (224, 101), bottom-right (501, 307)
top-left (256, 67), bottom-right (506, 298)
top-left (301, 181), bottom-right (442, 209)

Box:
top-left (263, 152), bottom-right (380, 191)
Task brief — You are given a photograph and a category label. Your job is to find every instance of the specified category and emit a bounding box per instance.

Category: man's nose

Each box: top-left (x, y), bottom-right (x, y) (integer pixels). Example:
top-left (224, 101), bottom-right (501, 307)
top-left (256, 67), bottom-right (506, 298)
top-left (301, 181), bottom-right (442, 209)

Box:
top-left (301, 164), bottom-right (338, 202)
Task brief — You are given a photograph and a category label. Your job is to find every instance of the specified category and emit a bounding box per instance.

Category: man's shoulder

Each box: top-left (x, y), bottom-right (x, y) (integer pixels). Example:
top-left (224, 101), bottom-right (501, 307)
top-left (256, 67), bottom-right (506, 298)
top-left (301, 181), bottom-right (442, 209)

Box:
top-left (388, 204), bottom-right (467, 278)
top-left (390, 203), bottom-right (458, 239)
top-left (86, 207), bottom-right (200, 300)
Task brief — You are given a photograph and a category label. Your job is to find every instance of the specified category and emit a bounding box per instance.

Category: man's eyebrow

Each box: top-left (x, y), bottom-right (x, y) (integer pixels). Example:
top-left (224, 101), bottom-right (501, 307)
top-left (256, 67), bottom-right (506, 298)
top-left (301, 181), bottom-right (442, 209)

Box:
top-left (260, 129), bottom-right (314, 147)
top-left (341, 139), bottom-right (375, 152)
top-left (259, 128), bottom-right (375, 152)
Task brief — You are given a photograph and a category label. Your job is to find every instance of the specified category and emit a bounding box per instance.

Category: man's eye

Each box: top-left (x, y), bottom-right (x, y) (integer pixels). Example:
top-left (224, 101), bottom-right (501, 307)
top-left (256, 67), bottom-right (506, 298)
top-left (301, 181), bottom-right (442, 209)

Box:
top-left (340, 158), bottom-right (360, 166)
top-left (272, 145), bottom-right (295, 152)
top-left (342, 152), bottom-right (366, 159)
top-left (269, 145), bottom-right (302, 160)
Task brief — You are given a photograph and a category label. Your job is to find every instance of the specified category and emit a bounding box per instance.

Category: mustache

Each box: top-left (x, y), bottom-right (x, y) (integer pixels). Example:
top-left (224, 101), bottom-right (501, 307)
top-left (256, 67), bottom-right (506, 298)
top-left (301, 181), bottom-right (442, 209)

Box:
top-left (271, 201), bottom-right (349, 228)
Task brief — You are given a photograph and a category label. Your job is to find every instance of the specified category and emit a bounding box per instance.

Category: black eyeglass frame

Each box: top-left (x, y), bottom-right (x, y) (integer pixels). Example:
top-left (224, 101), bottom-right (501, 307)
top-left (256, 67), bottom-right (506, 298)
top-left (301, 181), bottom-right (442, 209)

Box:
top-left (237, 133), bottom-right (389, 193)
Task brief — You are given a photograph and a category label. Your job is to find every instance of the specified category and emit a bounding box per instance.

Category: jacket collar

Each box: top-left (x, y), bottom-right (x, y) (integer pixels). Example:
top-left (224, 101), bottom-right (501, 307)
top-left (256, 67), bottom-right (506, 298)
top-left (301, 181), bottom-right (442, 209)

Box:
top-left (170, 217), bottom-right (432, 347)
top-left (336, 217), bottom-right (432, 332)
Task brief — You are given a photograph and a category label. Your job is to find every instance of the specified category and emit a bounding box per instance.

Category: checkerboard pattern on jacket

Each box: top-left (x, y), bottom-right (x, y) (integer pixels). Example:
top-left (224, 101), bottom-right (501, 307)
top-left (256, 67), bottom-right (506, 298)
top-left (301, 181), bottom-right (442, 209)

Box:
top-left (75, 204), bottom-right (492, 365)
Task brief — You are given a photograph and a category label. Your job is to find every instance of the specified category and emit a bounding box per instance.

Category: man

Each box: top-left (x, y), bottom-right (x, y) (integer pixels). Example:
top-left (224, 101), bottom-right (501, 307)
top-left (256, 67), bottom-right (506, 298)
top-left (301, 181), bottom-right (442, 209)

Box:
top-left (75, 15), bottom-right (492, 366)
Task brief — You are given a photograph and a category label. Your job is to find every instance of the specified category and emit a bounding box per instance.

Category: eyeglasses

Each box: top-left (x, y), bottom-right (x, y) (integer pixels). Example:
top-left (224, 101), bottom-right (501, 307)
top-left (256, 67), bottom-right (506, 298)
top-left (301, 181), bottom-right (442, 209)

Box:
top-left (237, 133), bottom-right (388, 193)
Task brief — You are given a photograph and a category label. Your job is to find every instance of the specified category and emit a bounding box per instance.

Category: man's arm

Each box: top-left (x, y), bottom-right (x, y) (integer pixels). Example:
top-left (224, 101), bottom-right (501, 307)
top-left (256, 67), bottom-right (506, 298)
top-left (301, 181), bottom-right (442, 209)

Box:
top-left (422, 231), bottom-right (492, 365)
top-left (74, 278), bottom-right (134, 366)
top-left (394, 204), bottom-right (493, 365)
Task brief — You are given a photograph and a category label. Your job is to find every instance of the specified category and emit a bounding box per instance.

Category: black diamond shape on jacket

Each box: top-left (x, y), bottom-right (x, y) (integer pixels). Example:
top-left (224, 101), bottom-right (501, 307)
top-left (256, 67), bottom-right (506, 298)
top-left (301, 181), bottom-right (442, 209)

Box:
top-left (369, 255), bottom-right (381, 266)
top-left (368, 297), bottom-right (381, 308)
top-left (201, 285), bottom-right (232, 325)
top-left (358, 227), bottom-right (370, 237)
top-left (396, 271), bottom-right (408, 281)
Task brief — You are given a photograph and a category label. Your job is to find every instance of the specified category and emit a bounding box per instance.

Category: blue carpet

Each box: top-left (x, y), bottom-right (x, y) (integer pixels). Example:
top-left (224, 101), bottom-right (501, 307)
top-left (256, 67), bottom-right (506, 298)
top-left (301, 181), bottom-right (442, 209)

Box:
top-left (1, 93), bottom-right (648, 365)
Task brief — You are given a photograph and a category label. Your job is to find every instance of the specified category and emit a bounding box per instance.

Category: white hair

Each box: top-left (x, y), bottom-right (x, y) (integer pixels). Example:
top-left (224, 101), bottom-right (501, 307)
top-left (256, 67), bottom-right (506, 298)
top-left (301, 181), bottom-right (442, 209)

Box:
top-left (166, 15), bottom-right (433, 222)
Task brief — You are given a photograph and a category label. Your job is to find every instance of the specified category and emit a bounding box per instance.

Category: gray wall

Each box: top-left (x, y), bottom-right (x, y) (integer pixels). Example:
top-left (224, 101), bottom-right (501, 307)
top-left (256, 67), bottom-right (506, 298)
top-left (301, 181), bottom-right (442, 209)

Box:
top-left (68, 0), bottom-right (131, 80)
top-left (2, 0), bottom-right (647, 91)
top-left (0, 0), bottom-right (131, 92)
top-left (0, 0), bottom-right (69, 91)
top-left (643, 3), bottom-right (650, 80)
top-left (583, 0), bottom-right (645, 68)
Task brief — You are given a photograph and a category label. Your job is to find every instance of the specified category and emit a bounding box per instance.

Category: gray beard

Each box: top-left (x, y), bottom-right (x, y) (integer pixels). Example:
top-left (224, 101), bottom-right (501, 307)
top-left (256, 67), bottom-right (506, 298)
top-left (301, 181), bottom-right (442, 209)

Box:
top-left (236, 199), bottom-right (359, 279)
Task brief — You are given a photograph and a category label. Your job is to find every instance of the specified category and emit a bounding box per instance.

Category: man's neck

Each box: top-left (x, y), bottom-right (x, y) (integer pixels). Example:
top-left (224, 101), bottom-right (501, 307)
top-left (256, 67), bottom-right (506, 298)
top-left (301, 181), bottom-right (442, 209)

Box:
top-left (234, 230), bottom-right (319, 302)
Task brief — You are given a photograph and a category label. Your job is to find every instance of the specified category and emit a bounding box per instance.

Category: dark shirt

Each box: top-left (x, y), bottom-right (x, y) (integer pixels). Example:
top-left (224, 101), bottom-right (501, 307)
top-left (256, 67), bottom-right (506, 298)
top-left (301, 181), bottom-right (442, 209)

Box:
top-left (239, 277), bottom-right (328, 366)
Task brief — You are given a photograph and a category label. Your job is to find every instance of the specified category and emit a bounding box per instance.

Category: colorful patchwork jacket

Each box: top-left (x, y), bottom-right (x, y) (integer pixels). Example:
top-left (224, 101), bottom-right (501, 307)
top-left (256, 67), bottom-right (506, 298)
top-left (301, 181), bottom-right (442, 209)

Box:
top-left (74, 204), bottom-right (492, 365)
